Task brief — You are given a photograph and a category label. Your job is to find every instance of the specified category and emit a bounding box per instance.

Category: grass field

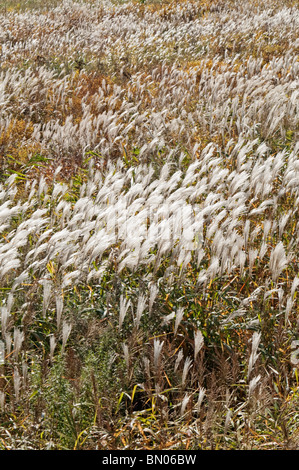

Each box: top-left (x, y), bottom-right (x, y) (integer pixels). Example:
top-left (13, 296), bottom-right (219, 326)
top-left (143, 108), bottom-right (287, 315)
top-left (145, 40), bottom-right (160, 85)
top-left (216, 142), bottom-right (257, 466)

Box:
top-left (0, 0), bottom-right (298, 449)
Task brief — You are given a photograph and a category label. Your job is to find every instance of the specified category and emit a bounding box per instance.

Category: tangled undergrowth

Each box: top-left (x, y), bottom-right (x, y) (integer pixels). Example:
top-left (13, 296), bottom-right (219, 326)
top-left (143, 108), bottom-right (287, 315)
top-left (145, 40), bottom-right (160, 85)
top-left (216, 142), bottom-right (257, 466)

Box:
top-left (0, 0), bottom-right (298, 450)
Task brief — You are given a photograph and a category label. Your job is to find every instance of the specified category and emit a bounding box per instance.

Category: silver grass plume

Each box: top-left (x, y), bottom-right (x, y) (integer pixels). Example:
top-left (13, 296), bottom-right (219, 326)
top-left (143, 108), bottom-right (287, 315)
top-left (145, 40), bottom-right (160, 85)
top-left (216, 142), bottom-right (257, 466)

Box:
top-left (248, 374), bottom-right (261, 398)
top-left (279, 212), bottom-right (290, 239)
top-left (13, 328), bottom-right (24, 359)
top-left (269, 242), bottom-right (287, 282)
top-left (22, 361), bottom-right (28, 387)
top-left (153, 338), bottom-right (164, 372)
top-left (42, 280), bottom-right (52, 317)
top-left (278, 288), bottom-right (284, 311)
top-left (0, 340), bottom-right (4, 366)
top-left (1, 307), bottom-right (9, 338)
top-left (4, 333), bottom-right (11, 357)
top-left (122, 343), bottom-right (130, 370)
top-left (180, 393), bottom-right (191, 417)
top-left (174, 307), bottom-right (184, 335)
top-left (6, 293), bottom-right (14, 316)
top-left (149, 284), bottom-right (159, 314)
top-left (62, 322), bottom-right (72, 353)
top-left (248, 331), bottom-right (261, 379)
top-left (285, 296), bottom-right (294, 325)
top-left (49, 335), bottom-right (56, 363)
top-left (195, 386), bottom-right (206, 415)
top-left (182, 356), bottom-right (192, 388)
top-left (0, 391), bottom-right (4, 410)
top-left (56, 294), bottom-right (64, 329)
top-left (119, 295), bottom-right (130, 330)
top-left (162, 312), bottom-right (176, 326)
top-left (134, 294), bottom-right (147, 329)
top-left (263, 219), bottom-right (272, 241)
top-left (194, 329), bottom-right (204, 361)
top-left (174, 349), bottom-right (184, 373)
top-left (243, 220), bottom-right (250, 250)
top-left (14, 367), bottom-right (21, 402)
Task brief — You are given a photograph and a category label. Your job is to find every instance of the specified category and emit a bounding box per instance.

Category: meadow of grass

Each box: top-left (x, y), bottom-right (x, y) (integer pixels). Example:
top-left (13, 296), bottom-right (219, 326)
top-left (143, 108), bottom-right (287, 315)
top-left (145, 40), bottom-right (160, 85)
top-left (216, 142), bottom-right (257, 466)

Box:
top-left (0, 0), bottom-right (298, 450)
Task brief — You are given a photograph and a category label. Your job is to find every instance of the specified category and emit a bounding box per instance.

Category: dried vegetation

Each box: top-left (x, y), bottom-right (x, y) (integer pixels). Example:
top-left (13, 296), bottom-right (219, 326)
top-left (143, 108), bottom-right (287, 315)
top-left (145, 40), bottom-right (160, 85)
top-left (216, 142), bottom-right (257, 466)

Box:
top-left (0, 0), bottom-right (298, 450)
